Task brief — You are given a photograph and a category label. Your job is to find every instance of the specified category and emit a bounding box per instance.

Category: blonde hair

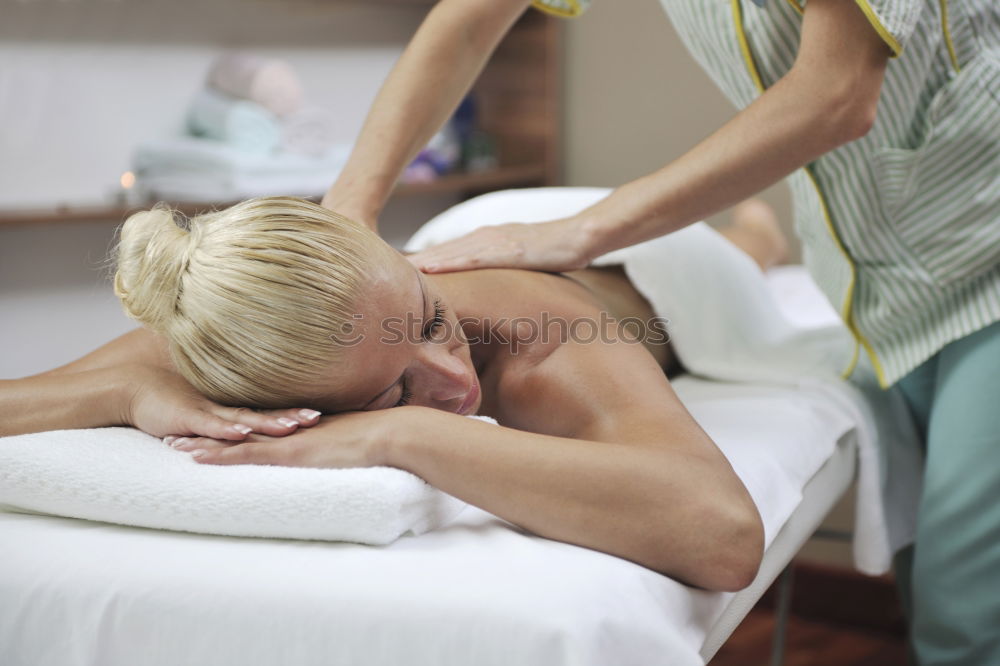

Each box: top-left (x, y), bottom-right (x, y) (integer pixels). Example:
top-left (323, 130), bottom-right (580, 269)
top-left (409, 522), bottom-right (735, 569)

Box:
top-left (113, 196), bottom-right (390, 409)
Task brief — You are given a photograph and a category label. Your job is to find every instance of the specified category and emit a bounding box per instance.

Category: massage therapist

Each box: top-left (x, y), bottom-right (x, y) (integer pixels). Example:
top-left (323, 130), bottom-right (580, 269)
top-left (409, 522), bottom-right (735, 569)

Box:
top-left (321, 1), bottom-right (1000, 663)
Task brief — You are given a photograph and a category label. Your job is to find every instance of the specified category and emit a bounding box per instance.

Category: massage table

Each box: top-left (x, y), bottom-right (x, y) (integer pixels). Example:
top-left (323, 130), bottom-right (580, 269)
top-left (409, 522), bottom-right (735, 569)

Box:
top-left (0, 264), bottom-right (871, 666)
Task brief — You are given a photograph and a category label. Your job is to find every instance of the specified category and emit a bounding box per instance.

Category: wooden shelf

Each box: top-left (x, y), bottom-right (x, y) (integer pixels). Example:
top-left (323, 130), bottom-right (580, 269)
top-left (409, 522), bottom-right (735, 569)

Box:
top-left (0, 164), bottom-right (549, 227)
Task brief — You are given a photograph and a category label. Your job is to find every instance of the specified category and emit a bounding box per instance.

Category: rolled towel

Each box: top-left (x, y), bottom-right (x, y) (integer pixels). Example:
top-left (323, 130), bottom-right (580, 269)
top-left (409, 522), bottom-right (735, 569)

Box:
top-left (186, 88), bottom-right (281, 155)
top-left (0, 422), bottom-right (493, 544)
top-left (207, 51), bottom-right (304, 117)
top-left (281, 106), bottom-right (339, 157)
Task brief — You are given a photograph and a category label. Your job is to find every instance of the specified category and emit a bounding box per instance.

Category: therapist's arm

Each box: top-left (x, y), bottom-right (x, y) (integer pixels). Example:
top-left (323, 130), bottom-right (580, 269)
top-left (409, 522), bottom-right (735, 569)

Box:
top-left (408, 0), bottom-right (890, 273)
top-left (321, 0), bottom-right (533, 230)
top-left (578, 0), bottom-right (890, 256)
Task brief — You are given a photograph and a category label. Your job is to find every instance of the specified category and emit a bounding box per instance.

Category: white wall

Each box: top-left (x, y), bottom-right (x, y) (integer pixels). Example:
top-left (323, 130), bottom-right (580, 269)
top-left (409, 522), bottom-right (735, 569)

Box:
top-left (0, 0), bottom-right (453, 378)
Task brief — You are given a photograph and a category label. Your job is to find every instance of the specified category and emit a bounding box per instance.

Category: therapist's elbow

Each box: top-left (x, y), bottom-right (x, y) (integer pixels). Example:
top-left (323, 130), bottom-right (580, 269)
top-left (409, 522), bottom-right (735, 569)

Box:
top-left (816, 88), bottom-right (879, 149)
top-left (787, 67), bottom-right (881, 148)
top-left (838, 97), bottom-right (878, 143)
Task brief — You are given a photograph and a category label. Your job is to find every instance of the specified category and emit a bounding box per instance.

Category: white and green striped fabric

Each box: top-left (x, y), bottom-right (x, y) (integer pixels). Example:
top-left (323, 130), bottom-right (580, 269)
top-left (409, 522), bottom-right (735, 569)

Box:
top-left (652, 0), bottom-right (1000, 387)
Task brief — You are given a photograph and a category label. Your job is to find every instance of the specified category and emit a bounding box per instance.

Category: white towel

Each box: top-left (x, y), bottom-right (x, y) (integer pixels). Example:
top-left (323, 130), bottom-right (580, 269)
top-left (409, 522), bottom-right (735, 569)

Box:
top-left (405, 187), bottom-right (922, 575)
top-left (132, 137), bottom-right (351, 202)
top-left (186, 88), bottom-right (281, 156)
top-left (0, 420), bottom-right (495, 545)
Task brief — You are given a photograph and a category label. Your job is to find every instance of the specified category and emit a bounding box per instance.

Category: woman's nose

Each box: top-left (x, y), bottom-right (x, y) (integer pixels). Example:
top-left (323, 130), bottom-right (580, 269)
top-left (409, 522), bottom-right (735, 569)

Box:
top-left (422, 348), bottom-right (470, 402)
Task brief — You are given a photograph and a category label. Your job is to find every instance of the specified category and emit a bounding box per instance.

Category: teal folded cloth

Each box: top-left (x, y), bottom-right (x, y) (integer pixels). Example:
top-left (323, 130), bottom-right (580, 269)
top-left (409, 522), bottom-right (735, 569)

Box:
top-left (186, 88), bottom-right (281, 155)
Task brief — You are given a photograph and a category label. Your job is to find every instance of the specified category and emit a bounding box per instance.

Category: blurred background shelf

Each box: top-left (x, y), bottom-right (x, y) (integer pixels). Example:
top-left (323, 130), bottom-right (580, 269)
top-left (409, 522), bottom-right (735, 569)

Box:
top-left (0, 164), bottom-right (551, 227)
top-left (0, 8), bottom-right (560, 229)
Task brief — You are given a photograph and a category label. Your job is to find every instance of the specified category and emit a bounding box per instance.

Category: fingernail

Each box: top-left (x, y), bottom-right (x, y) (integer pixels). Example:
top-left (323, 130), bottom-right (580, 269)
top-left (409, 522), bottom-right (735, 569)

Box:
top-left (171, 437), bottom-right (191, 449)
top-left (298, 409), bottom-right (321, 421)
top-left (277, 417), bottom-right (298, 428)
top-left (191, 449), bottom-right (206, 459)
top-left (425, 263), bottom-right (439, 271)
top-left (163, 435), bottom-right (177, 445)
top-left (230, 423), bottom-right (252, 435)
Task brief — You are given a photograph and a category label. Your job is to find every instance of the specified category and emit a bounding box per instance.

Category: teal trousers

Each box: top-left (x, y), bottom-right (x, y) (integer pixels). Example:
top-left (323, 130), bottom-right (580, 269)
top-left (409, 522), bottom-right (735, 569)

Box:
top-left (893, 319), bottom-right (1000, 665)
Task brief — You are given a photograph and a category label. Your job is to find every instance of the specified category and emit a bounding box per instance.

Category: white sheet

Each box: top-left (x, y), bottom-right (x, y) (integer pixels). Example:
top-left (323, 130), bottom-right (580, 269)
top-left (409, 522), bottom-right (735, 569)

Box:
top-left (0, 190), bottom-right (889, 664)
top-left (0, 374), bottom-right (861, 666)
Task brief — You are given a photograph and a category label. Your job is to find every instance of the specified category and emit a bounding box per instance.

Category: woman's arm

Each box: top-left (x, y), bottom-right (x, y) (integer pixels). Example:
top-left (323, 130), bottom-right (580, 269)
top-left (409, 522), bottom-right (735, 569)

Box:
top-left (407, 0), bottom-right (892, 273)
top-left (321, 0), bottom-right (532, 229)
top-left (387, 407), bottom-right (763, 592)
top-left (183, 291), bottom-right (764, 591)
top-left (0, 366), bottom-right (131, 437)
top-left (31, 327), bottom-right (172, 378)
top-left (0, 329), bottom-right (321, 438)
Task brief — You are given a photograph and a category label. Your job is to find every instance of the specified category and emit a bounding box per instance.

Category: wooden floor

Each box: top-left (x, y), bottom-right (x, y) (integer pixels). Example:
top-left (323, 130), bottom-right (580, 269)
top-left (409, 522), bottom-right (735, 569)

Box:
top-left (710, 607), bottom-right (908, 665)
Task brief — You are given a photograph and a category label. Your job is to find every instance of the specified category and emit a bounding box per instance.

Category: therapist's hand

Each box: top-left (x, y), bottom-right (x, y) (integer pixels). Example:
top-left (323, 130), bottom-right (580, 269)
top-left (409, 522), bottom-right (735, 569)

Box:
top-left (407, 217), bottom-right (592, 274)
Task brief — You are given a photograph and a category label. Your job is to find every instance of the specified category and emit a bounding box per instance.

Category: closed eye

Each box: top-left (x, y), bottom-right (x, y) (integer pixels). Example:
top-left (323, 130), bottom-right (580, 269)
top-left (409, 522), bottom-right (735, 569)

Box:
top-left (424, 300), bottom-right (447, 339)
top-left (394, 376), bottom-right (413, 408)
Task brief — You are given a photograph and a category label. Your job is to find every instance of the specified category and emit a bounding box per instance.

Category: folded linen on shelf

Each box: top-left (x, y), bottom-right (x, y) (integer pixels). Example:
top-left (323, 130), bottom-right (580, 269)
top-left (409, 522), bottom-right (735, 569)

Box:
top-left (132, 137), bottom-right (350, 201)
top-left (186, 89), bottom-right (281, 156)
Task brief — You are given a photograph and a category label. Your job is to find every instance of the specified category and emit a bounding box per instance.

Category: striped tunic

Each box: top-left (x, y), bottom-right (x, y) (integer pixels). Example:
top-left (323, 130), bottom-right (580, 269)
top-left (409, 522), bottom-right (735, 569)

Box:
top-left (543, 0), bottom-right (1000, 388)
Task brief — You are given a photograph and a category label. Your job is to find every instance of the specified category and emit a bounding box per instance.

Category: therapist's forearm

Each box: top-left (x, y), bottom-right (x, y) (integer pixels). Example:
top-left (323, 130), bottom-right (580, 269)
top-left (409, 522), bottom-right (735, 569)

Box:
top-left (322, 0), bottom-right (531, 228)
top-left (579, 69), bottom-right (876, 258)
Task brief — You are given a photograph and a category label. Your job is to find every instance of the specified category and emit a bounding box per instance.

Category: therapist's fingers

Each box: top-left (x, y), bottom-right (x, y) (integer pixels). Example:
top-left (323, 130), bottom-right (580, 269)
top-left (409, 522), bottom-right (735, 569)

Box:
top-left (408, 227), bottom-right (524, 273)
top-left (409, 220), bottom-right (589, 274)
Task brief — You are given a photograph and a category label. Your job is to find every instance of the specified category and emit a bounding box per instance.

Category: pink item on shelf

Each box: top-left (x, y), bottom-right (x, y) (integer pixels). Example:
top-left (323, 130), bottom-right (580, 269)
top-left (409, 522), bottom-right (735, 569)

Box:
top-left (206, 51), bottom-right (304, 117)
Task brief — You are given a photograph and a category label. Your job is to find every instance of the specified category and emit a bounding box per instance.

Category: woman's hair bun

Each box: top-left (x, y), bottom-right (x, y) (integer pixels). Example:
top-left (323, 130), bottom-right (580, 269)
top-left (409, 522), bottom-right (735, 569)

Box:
top-left (113, 203), bottom-right (200, 332)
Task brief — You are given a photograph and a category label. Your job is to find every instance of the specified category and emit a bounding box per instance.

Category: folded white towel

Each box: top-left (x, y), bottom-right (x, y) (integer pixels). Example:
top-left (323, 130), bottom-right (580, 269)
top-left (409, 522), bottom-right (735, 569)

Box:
top-left (405, 187), bottom-right (922, 575)
top-left (134, 136), bottom-right (350, 176)
top-left (186, 88), bottom-right (281, 156)
top-left (132, 137), bottom-right (351, 202)
top-left (0, 421), bottom-right (493, 544)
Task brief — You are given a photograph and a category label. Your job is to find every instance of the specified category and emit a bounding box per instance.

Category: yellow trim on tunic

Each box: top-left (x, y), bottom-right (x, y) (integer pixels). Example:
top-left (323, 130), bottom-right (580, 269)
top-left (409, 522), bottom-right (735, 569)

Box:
top-left (730, 0), bottom-right (889, 384)
top-left (853, 0), bottom-right (903, 57)
top-left (939, 0), bottom-right (962, 72)
top-left (731, 0), bottom-right (765, 92)
top-left (785, 0), bottom-right (805, 16)
top-left (532, 0), bottom-right (586, 18)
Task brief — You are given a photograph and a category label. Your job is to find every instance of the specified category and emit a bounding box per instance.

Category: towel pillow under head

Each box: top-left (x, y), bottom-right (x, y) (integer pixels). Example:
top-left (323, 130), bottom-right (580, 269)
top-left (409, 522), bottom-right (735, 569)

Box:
top-left (0, 424), bottom-right (482, 545)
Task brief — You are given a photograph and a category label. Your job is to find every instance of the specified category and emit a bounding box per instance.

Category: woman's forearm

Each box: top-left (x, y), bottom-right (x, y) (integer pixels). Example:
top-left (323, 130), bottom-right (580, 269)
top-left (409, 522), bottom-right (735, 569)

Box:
top-left (33, 327), bottom-right (171, 378)
top-left (0, 365), bottom-right (129, 437)
top-left (322, 0), bottom-right (532, 228)
top-left (385, 407), bottom-right (762, 591)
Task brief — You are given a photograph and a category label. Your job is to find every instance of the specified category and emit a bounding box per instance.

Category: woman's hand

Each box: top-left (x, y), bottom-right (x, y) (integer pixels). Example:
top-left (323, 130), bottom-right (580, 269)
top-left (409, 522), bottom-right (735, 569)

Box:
top-left (165, 408), bottom-right (404, 468)
top-left (407, 217), bottom-right (592, 274)
top-left (120, 363), bottom-right (322, 441)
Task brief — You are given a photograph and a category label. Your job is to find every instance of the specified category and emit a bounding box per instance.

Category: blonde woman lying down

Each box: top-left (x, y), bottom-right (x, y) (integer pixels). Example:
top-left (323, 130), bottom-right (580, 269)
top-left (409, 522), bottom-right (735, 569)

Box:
top-left (0, 196), bottom-right (790, 592)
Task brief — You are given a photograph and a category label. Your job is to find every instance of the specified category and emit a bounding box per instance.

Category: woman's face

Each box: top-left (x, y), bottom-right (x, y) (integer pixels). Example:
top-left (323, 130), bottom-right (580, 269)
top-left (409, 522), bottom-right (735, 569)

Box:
top-left (315, 249), bottom-right (481, 416)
